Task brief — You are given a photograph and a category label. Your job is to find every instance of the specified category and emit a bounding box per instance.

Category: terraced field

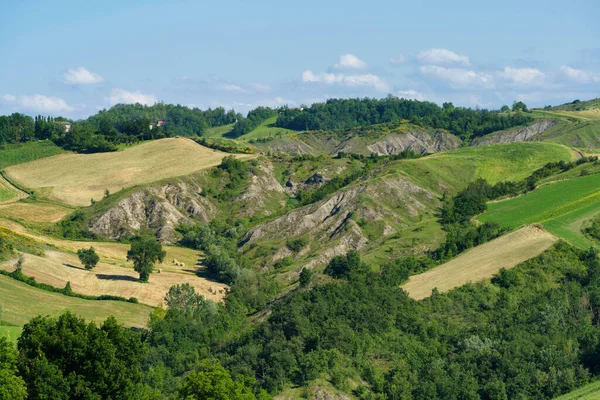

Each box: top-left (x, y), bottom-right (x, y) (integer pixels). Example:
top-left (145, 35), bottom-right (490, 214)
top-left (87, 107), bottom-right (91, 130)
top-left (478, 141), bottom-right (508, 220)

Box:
top-left (477, 173), bottom-right (600, 248)
top-left (402, 226), bottom-right (557, 300)
top-left (5, 137), bottom-right (252, 205)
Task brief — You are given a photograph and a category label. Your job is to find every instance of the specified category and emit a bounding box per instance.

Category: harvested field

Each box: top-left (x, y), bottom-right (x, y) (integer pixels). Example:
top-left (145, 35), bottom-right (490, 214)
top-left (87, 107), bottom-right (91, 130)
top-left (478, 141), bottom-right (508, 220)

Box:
top-left (0, 218), bottom-right (201, 271)
top-left (0, 274), bottom-right (150, 327)
top-left (5, 137), bottom-right (253, 205)
top-left (402, 226), bottom-right (557, 300)
top-left (0, 250), bottom-right (227, 306)
top-left (0, 202), bottom-right (72, 223)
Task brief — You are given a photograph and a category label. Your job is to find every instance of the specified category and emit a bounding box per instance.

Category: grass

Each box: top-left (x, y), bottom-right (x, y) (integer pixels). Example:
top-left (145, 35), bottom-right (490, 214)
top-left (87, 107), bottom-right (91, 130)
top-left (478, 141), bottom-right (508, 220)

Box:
top-left (477, 173), bottom-right (600, 248)
top-left (204, 124), bottom-right (234, 138)
top-left (0, 178), bottom-right (19, 202)
top-left (5, 137), bottom-right (253, 206)
top-left (0, 201), bottom-right (72, 223)
top-left (0, 140), bottom-right (65, 169)
top-left (238, 117), bottom-right (296, 141)
top-left (554, 381), bottom-right (600, 399)
top-left (0, 218), bottom-right (203, 272)
top-left (401, 226), bottom-right (557, 300)
top-left (0, 274), bottom-right (150, 327)
top-left (0, 249), bottom-right (227, 306)
top-left (390, 142), bottom-right (575, 192)
top-left (0, 325), bottom-right (22, 345)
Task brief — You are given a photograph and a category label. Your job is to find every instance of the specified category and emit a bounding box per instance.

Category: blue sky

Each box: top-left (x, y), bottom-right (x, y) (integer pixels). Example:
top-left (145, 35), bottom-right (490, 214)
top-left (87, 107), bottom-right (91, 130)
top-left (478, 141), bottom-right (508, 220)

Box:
top-left (1, 0), bottom-right (599, 118)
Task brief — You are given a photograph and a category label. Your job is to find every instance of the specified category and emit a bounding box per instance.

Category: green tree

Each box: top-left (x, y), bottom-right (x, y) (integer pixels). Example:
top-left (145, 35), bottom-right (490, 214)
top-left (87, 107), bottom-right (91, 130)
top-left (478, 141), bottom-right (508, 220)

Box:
top-left (77, 247), bottom-right (99, 270)
top-left (127, 236), bottom-right (166, 282)
top-left (17, 312), bottom-right (146, 399)
top-left (0, 337), bottom-right (27, 400)
top-left (299, 268), bottom-right (313, 287)
top-left (178, 359), bottom-right (269, 400)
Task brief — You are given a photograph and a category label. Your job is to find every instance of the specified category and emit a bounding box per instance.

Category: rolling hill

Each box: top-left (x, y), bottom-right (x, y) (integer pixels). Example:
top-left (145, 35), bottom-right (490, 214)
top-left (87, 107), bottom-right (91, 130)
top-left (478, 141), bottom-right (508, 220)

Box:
top-left (5, 137), bottom-right (252, 206)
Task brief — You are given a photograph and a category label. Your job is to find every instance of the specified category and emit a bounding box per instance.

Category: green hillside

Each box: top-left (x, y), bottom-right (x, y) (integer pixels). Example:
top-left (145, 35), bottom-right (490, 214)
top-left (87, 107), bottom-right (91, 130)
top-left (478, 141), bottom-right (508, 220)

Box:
top-left (477, 172), bottom-right (600, 248)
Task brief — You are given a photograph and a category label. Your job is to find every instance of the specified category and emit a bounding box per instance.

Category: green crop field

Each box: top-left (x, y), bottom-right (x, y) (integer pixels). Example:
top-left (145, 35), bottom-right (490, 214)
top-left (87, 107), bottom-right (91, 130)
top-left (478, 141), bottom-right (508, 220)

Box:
top-left (388, 142), bottom-right (575, 193)
top-left (554, 380), bottom-right (600, 399)
top-left (477, 173), bottom-right (600, 248)
top-left (0, 274), bottom-right (151, 328)
top-left (0, 140), bottom-right (65, 169)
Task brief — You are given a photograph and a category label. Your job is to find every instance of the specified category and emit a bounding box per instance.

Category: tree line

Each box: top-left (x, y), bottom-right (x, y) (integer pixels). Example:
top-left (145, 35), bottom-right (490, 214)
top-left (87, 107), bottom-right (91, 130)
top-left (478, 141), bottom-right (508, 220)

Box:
top-left (276, 96), bottom-right (533, 142)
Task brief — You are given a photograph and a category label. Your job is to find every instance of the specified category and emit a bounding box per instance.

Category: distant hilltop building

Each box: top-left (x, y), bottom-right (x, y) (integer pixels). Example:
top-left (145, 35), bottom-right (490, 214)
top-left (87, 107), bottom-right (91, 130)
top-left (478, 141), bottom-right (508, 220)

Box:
top-left (149, 119), bottom-right (165, 129)
top-left (55, 121), bottom-right (72, 133)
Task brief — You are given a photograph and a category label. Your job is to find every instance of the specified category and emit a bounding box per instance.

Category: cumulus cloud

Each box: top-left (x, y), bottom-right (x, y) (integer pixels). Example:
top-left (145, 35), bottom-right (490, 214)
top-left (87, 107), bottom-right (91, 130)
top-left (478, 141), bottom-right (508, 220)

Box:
top-left (63, 67), bottom-right (104, 85)
top-left (2, 94), bottom-right (74, 113)
top-left (420, 65), bottom-right (492, 88)
top-left (333, 54), bottom-right (367, 70)
top-left (302, 70), bottom-right (389, 92)
top-left (389, 55), bottom-right (405, 65)
top-left (417, 48), bottom-right (470, 66)
top-left (560, 66), bottom-right (600, 84)
top-left (397, 89), bottom-right (426, 101)
top-left (498, 66), bottom-right (545, 87)
top-left (107, 88), bottom-right (157, 106)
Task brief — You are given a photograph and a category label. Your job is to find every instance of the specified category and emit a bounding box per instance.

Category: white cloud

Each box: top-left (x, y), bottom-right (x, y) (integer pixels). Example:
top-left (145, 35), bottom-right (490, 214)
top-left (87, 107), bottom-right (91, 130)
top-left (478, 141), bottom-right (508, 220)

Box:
top-left (559, 66), bottom-right (600, 84)
top-left (498, 66), bottom-right (545, 87)
top-left (397, 89), bottom-right (426, 101)
top-left (417, 48), bottom-right (470, 66)
top-left (63, 66), bottom-right (104, 85)
top-left (247, 82), bottom-right (271, 93)
top-left (333, 54), bottom-right (367, 70)
top-left (302, 70), bottom-right (389, 92)
top-left (420, 65), bottom-right (492, 88)
top-left (107, 88), bottom-right (157, 106)
top-left (2, 94), bottom-right (74, 113)
top-left (389, 55), bottom-right (405, 65)
top-left (221, 84), bottom-right (245, 92)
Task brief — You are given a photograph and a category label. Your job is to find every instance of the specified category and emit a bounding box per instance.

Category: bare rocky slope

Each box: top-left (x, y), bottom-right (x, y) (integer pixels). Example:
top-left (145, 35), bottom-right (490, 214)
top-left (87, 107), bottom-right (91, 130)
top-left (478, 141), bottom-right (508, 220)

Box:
top-left (87, 182), bottom-right (216, 243)
top-left (471, 119), bottom-right (558, 146)
top-left (257, 128), bottom-right (461, 156)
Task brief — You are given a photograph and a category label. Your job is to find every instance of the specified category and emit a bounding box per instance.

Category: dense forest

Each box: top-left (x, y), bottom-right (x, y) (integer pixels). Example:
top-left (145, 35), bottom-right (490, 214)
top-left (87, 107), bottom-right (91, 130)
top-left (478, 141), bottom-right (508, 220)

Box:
top-left (276, 97), bottom-right (533, 142)
top-left (0, 103), bottom-right (240, 153)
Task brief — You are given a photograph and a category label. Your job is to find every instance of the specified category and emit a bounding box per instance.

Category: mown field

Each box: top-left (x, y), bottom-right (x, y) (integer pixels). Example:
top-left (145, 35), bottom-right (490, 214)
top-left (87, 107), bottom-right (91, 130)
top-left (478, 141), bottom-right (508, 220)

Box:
top-left (0, 274), bottom-right (150, 328)
top-left (0, 218), bottom-right (203, 273)
top-left (401, 225), bottom-right (557, 300)
top-left (0, 249), bottom-right (226, 306)
top-left (554, 380), bottom-right (600, 400)
top-left (477, 173), bottom-right (600, 248)
top-left (5, 137), bottom-right (253, 206)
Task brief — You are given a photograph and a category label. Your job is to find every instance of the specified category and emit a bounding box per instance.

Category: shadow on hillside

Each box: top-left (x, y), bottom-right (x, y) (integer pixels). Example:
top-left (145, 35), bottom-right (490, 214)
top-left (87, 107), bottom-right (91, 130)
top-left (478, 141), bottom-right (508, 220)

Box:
top-left (184, 267), bottom-right (223, 284)
top-left (63, 263), bottom-right (84, 270)
top-left (95, 274), bottom-right (138, 282)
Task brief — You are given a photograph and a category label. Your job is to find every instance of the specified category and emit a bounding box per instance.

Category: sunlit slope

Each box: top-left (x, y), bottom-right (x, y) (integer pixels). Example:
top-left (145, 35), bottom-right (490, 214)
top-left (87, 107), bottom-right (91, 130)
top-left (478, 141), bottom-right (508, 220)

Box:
top-left (5, 138), bottom-right (252, 206)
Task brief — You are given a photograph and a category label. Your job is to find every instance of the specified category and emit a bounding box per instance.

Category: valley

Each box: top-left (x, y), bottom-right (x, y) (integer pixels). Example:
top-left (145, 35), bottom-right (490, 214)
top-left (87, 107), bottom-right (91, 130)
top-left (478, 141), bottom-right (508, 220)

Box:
top-left (0, 96), bottom-right (599, 399)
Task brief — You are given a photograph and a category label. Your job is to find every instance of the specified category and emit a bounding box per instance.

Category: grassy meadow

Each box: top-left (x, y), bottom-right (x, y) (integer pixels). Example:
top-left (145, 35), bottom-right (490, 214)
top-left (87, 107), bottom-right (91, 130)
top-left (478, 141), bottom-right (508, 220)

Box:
top-left (0, 274), bottom-right (151, 328)
top-left (401, 226), bottom-right (557, 299)
top-left (477, 173), bottom-right (600, 248)
top-left (0, 140), bottom-right (65, 169)
top-left (554, 380), bottom-right (600, 400)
